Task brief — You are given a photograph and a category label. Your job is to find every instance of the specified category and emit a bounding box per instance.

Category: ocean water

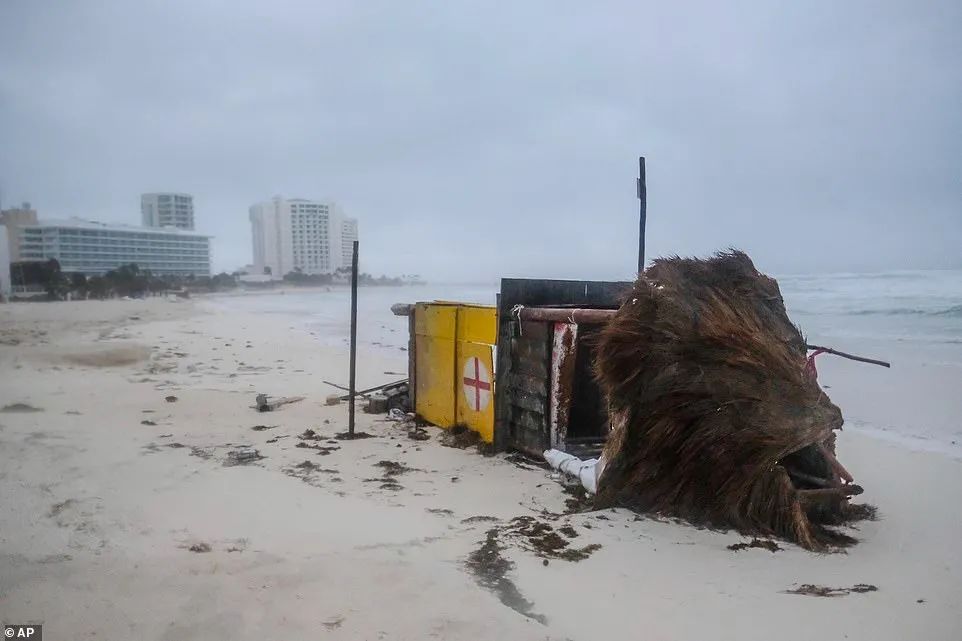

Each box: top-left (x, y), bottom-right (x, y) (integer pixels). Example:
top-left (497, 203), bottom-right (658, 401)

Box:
top-left (779, 269), bottom-right (962, 349)
top-left (212, 270), bottom-right (962, 455)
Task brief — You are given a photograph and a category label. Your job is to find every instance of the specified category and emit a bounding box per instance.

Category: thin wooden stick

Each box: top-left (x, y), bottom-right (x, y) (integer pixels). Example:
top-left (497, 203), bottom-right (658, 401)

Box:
top-left (806, 344), bottom-right (891, 368)
top-left (333, 379), bottom-right (408, 401)
top-left (348, 240), bottom-right (359, 437)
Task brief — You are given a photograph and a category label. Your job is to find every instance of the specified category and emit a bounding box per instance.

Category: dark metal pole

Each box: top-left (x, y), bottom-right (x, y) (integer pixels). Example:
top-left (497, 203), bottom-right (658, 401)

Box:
top-left (348, 240), bottom-right (359, 437)
top-left (637, 156), bottom-right (647, 274)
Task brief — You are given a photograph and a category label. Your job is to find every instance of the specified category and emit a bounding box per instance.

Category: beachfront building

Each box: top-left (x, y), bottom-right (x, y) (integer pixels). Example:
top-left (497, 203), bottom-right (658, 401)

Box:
top-left (340, 217), bottom-right (358, 266)
top-left (16, 219), bottom-right (211, 276)
top-left (249, 196), bottom-right (358, 276)
top-left (0, 202), bottom-right (39, 262)
top-left (141, 193), bottom-right (195, 230)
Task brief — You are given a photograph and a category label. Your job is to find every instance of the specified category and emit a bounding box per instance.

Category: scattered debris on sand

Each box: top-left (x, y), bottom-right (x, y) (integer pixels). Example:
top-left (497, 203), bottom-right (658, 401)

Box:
top-left (283, 460), bottom-right (340, 487)
top-left (189, 446), bottom-right (214, 460)
top-left (561, 484), bottom-right (592, 513)
top-left (784, 583), bottom-right (878, 597)
top-left (251, 424), bottom-right (277, 431)
top-left (466, 528), bottom-right (547, 625)
top-left (295, 442), bottom-right (339, 455)
top-left (2, 403), bottom-right (44, 413)
top-left (140, 419), bottom-right (157, 426)
top-left (225, 447), bottom-right (264, 466)
top-left (407, 427), bottom-right (430, 441)
top-left (375, 460), bottom-right (417, 476)
top-left (463, 513), bottom-right (602, 620)
top-left (439, 424), bottom-right (484, 450)
top-left (426, 508), bottom-right (454, 516)
top-left (292, 461), bottom-right (337, 474)
top-left (362, 460), bottom-right (419, 491)
top-left (334, 431), bottom-right (374, 440)
top-left (503, 516), bottom-right (601, 561)
top-left (187, 542), bottom-right (212, 553)
top-left (254, 393), bottom-right (304, 412)
top-left (503, 452), bottom-right (546, 471)
top-left (295, 429), bottom-right (340, 454)
top-left (165, 395), bottom-right (178, 403)
top-left (322, 616), bottom-right (345, 630)
top-left (728, 539), bottom-right (782, 553)
top-left (462, 515), bottom-right (500, 524)
top-left (48, 499), bottom-right (77, 517)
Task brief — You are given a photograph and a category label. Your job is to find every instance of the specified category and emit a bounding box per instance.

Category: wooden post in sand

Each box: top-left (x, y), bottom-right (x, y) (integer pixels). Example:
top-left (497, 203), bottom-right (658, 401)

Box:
top-left (637, 156), bottom-right (647, 275)
top-left (348, 240), bottom-right (359, 437)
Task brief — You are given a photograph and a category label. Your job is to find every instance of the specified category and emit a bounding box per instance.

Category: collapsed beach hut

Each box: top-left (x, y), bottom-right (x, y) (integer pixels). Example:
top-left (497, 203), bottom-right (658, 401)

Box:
top-left (494, 278), bottom-right (629, 458)
top-left (591, 251), bottom-right (868, 549)
top-left (390, 251), bottom-right (869, 549)
top-left (387, 154), bottom-right (875, 548)
top-left (394, 252), bottom-right (871, 549)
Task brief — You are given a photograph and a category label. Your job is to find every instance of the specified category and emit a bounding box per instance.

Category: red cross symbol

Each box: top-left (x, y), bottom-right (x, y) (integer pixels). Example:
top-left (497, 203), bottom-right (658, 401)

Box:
top-left (462, 356), bottom-right (491, 412)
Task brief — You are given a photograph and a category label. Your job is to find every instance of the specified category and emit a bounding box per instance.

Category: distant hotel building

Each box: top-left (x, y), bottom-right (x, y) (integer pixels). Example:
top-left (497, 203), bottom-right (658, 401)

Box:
top-left (0, 202), bottom-right (38, 262)
top-left (249, 196), bottom-right (358, 276)
top-left (141, 193), bottom-right (195, 230)
top-left (17, 218), bottom-right (210, 276)
top-left (341, 217), bottom-right (359, 266)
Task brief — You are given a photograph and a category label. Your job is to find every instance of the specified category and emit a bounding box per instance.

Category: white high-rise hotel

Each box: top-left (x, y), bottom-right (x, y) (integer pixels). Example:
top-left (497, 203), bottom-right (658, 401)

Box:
top-left (141, 193), bottom-right (195, 230)
top-left (249, 196), bottom-right (358, 276)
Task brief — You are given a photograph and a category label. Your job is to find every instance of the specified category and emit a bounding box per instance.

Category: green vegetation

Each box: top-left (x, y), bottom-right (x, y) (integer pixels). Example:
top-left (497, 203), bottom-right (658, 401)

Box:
top-left (282, 266), bottom-right (408, 287)
top-left (9, 260), bottom-right (419, 300)
top-left (10, 260), bottom-right (239, 300)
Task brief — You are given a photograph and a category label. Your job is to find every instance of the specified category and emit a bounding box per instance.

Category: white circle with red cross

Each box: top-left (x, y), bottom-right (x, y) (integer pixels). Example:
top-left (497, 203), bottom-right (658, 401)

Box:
top-left (462, 356), bottom-right (492, 412)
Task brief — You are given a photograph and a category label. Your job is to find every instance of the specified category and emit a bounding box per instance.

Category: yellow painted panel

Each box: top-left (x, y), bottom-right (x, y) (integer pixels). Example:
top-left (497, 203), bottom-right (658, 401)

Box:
top-left (415, 305), bottom-right (456, 427)
top-left (414, 302), bottom-right (496, 442)
top-left (456, 341), bottom-right (495, 443)
top-left (456, 305), bottom-right (497, 344)
top-left (415, 303), bottom-right (456, 339)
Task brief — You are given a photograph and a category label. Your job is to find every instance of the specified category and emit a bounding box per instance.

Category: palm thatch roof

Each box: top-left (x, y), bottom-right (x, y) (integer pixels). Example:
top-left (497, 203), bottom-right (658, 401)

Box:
top-left (593, 250), bottom-right (870, 550)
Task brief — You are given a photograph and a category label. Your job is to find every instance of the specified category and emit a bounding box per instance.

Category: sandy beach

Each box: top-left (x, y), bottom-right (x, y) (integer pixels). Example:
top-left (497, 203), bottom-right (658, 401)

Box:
top-left (1, 296), bottom-right (960, 641)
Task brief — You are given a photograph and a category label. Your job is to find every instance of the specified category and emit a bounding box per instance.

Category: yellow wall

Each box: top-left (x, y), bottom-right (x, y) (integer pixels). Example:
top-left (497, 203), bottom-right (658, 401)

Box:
top-left (414, 302), bottom-right (496, 443)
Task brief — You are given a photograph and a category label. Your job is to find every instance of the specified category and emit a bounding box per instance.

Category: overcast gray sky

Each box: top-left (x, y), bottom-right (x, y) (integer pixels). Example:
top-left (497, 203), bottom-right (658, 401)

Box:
top-left (1, 1), bottom-right (959, 281)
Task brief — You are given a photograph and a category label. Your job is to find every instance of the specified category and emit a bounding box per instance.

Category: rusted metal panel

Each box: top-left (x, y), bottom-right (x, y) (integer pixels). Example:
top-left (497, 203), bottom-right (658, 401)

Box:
top-left (512, 358), bottom-right (548, 380)
top-left (549, 321), bottom-right (578, 450)
top-left (509, 337), bottom-right (548, 361)
top-left (495, 278), bottom-right (630, 454)
top-left (516, 319), bottom-right (551, 337)
top-left (510, 407), bottom-right (550, 456)
top-left (501, 371), bottom-right (547, 397)
top-left (507, 389), bottom-right (546, 415)
top-left (499, 278), bottom-right (630, 310)
top-left (520, 307), bottom-right (617, 324)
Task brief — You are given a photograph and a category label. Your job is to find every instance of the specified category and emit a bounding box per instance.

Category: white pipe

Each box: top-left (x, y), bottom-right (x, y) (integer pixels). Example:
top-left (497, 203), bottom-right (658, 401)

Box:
top-left (543, 449), bottom-right (603, 495)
